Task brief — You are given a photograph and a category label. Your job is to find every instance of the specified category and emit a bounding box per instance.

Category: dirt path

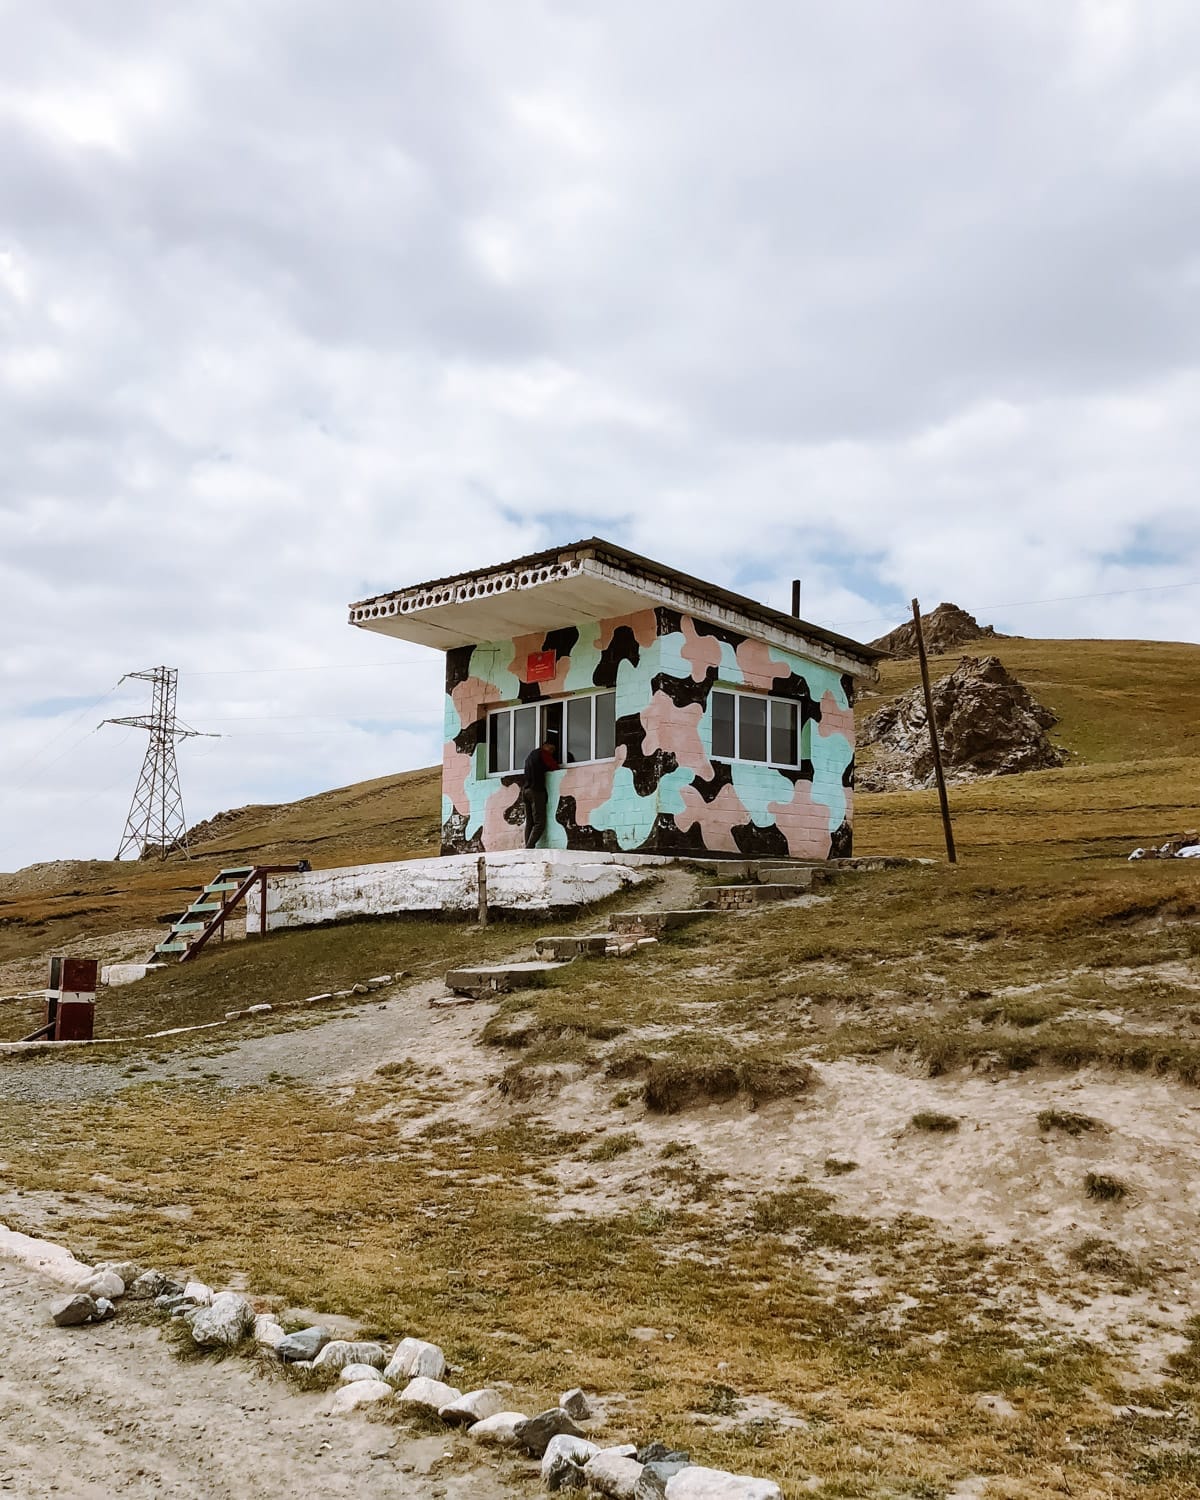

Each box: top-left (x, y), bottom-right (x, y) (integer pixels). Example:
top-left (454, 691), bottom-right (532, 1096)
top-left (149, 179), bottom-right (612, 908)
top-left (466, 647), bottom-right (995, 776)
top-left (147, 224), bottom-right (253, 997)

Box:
top-left (0, 869), bottom-right (711, 1106)
top-left (0, 981), bottom-right (483, 1103)
top-left (0, 1254), bottom-right (520, 1499)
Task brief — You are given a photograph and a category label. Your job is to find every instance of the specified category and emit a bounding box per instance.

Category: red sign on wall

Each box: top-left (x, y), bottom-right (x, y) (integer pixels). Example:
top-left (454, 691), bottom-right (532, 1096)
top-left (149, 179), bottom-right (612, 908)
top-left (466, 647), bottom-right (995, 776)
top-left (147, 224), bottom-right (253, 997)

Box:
top-left (526, 650), bottom-right (557, 683)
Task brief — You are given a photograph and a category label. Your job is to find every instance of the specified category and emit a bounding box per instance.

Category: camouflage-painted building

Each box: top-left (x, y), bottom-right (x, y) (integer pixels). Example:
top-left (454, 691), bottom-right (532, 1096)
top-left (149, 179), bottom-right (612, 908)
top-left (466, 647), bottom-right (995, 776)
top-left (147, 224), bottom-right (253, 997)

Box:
top-left (349, 540), bottom-right (881, 861)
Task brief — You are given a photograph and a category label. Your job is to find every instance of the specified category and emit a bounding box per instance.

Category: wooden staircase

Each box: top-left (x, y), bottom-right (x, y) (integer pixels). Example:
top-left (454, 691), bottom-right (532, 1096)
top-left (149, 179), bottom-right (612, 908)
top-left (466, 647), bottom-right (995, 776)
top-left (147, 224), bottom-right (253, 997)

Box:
top-left (154, 863), bottom-right (308, 963)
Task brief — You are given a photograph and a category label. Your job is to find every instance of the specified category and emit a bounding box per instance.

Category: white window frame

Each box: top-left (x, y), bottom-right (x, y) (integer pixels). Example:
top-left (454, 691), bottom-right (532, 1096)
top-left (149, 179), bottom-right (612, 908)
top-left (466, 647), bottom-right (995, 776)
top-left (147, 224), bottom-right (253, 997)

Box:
top-left (486, 691), bottom-right (617, 777)
top-left (709, 688), bottom-right (805, 770)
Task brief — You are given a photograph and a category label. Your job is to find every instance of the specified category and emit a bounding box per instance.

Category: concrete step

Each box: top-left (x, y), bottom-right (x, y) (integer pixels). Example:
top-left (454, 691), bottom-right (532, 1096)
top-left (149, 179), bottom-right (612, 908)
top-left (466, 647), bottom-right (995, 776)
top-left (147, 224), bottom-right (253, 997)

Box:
top-left (706, 883), bottom-right (807, 911)
top-left (445, 959), bottom-right (569, 999)
top-left (752, 866), bottom-right (817, 889)
top-left (610, 908), bottom-right (711, 936)
top-left (533, 935), bottom-right (613, 960)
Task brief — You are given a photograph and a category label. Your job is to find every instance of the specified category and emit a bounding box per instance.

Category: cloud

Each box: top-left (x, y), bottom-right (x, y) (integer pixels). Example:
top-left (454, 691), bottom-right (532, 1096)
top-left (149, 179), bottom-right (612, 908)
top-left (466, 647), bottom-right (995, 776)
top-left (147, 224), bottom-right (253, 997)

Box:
top-left (1, 0), bottom-right (1198, 868)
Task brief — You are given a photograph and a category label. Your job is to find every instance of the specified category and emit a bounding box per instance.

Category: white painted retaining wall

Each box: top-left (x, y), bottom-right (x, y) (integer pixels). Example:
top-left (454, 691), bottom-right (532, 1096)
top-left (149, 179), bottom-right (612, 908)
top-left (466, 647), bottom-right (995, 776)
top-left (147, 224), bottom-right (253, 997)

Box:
top-left (247, 850), bottom-right (664, 933)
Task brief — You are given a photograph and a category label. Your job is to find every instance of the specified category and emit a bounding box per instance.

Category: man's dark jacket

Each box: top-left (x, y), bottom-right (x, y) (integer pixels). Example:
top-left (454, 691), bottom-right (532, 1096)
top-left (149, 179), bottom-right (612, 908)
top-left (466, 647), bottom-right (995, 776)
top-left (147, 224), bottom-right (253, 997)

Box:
top-left (523, 747), bottom-right (551, 789)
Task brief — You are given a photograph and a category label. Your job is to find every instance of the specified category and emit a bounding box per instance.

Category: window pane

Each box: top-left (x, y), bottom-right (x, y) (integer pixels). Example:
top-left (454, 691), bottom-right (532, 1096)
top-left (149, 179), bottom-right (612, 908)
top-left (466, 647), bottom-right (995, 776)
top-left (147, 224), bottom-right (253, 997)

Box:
top-left (712, 691), bottom-right (735, 759)
top-left (566, 696), bottom-right (592, 763)
top-left (541, 700), bottom-right (563, 759)
top-left (488, 710), bottom-right (510, 775)
top-left (594, 692), bottom-right (616, 759)
top-left (513, 705), bottom-right (537, 768)
top-left (770, 699), bottom-right (798, 765)
top-left (739, 695), bottom-right (767, 761)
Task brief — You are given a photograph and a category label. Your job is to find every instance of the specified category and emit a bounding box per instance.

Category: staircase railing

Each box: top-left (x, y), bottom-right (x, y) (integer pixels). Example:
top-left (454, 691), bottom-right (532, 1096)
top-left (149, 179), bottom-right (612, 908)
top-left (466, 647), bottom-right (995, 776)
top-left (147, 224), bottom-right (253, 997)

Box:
top-left (154, 862), bottom-right (309, 963)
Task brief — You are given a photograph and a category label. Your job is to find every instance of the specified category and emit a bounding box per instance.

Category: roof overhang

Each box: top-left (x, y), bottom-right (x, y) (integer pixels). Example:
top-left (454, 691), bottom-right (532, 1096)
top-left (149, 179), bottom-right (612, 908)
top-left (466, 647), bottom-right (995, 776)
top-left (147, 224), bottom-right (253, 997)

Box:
top-left (349, 538), bottom-right (881, 680)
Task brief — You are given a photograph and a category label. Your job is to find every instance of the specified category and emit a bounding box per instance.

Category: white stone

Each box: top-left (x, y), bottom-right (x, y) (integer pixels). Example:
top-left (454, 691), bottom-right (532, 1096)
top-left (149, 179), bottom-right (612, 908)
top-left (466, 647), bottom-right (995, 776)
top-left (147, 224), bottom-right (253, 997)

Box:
top-left (190, 1291), bottom-right (254, 1348)
top-left (253, 1315), bottom-right (285, 1348)
top-left (245, 1003), bottom-right (272, 1015)
top-left (974, 1392), bottom-right (1018, 1422)
top-left (312, 1340), bottom-right (388, 1373)
top-left (341, 1363), bottom-right (388, 1383)
top-left (440, 1388), bottom-right (507, 1426)
top-left (396, 1376), bottom-right (462, 1414)
top-left (383, 1336), bottom-right (446, 1383)
top-left (585, 1451), bottom-right (644, 1498)
top-left (93, 1297), bottom-right (117, 1321)
top-left (0, 1226), bottom-right (91, 1287)
top-left (101, 963), bottom-right (165, 987)
top-left (327, 1379), bottom-right (394, 1413)
top-left (182, 1280), bottom-right (213, 1307)
top-left (73, 1270), bottom-right (124, 1300)
top-left (246, 850), bottom-right (659, 933)
top-left (665, 1468), bottom-right (782, 1499)
top-left (541, 1434), bottom-right (599, 1489)
top-left (467, 1411), bottom-right (528, 1446)
top-left (97, 1260), bottom-right (141, 1286)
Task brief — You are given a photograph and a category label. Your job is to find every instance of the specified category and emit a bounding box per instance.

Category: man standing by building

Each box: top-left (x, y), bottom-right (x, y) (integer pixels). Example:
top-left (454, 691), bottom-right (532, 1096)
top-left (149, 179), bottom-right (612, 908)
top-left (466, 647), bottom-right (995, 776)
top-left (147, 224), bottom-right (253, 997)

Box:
top-left (521, 736), bottom-right (559, 848)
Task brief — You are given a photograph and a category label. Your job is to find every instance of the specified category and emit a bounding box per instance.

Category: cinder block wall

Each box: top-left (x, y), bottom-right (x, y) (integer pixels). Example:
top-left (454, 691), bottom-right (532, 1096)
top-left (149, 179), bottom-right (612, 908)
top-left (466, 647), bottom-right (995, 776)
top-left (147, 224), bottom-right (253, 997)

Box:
top-left (441, 606), bottom-right (856, 859)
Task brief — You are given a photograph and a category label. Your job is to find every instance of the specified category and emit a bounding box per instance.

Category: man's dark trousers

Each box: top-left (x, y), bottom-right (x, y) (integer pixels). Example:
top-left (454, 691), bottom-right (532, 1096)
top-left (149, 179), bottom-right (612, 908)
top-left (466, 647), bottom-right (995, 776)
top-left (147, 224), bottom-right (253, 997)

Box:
top-left (521, 786), bottom-right (548, 848)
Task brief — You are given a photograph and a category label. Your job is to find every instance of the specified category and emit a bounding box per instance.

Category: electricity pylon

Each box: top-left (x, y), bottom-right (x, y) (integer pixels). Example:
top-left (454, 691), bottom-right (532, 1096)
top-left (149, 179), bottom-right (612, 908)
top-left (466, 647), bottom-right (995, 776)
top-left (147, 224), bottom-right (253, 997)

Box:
top-left (103, 668), bottom-right (216, 860)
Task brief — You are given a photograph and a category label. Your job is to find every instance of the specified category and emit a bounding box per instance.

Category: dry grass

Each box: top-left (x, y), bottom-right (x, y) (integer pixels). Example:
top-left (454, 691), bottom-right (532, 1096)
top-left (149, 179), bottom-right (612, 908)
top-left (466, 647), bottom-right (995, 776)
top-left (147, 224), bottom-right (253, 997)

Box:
top-left (0, 910), bottom-right (575, 1044)
top-left (1, 1077), bottom-right (1181, 1499)
top-left (1068, 1237), bottom-right (1151, 1286)
top-left (0, 766), bottom-right (444, 973)
top-left (910, 1111), bottom-right (960, 1133)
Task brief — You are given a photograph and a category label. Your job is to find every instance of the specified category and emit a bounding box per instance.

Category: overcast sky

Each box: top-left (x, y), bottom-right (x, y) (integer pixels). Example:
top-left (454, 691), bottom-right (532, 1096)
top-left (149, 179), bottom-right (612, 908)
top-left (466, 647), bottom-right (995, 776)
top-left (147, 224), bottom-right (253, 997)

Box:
top-left (2, 0), bottom-right (1198, 871)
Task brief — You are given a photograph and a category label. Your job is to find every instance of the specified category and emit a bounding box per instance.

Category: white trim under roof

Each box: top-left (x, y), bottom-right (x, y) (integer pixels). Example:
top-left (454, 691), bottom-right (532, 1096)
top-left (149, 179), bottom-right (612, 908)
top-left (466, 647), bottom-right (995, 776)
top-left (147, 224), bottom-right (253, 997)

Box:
top-left (349, 541), bottom-right (879, 680)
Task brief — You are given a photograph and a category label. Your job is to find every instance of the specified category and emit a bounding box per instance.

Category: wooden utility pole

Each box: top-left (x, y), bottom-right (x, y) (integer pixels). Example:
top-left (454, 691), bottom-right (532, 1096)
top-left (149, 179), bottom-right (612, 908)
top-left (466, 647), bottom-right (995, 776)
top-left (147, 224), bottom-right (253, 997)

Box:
top-left (477, 855), bottom-right (489, 927)
top-left (911, 598), bottom-right (957, 865)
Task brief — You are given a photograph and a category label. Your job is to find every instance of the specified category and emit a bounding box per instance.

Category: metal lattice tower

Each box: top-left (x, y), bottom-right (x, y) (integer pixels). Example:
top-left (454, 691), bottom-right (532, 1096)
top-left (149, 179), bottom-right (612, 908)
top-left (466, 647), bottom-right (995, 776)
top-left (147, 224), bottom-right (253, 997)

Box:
top-left (103, 668), bottom-right (214, 860)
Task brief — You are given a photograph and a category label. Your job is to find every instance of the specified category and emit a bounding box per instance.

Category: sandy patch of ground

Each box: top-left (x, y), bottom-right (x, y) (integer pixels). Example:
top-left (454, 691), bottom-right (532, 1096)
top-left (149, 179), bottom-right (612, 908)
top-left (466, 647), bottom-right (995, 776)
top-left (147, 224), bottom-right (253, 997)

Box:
top-left (511, 1055), bottom-right (1200, 1383)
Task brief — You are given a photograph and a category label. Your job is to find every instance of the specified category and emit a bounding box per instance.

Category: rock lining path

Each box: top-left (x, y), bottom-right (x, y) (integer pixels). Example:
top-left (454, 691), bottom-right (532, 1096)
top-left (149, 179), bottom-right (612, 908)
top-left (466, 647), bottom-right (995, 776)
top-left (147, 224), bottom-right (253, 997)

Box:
top-left (0, 1256), bottom-right (516, 1499)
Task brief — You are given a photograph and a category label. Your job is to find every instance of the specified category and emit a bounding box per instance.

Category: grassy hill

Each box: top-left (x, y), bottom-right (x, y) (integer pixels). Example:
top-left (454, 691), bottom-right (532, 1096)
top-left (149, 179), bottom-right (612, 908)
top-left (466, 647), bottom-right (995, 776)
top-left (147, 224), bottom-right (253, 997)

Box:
top-left (1, 633), bottom-right (1197, 972)
top-left (3, 633), bottom-right (1200, 1498)
top-left (856, 634), bottom-right (1200, 860)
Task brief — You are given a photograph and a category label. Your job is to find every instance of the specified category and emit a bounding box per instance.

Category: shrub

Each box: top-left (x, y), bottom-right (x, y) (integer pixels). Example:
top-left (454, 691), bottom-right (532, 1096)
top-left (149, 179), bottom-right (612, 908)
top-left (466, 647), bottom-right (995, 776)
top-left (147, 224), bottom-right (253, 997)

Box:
top-left (911, 1111), bottom-right (960, 1133)
top-left (1068, 1236), bottom-right (1148, 1284)
top-left (1085, 1172), bottom-right (1128, 1202)
top-left (586, 1131), bottom-right (640, 1162)
top-left (643, 1056), bottom-right (812, 1114)
top-left (1037, 1108), bottom-right (1102, 1136)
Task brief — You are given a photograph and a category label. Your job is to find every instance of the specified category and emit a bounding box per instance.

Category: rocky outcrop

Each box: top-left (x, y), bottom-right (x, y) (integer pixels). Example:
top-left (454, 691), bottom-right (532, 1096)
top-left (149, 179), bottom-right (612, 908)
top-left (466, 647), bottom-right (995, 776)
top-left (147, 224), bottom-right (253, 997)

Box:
top-left (870, 603), bottom-right (1000, 659)
top-left (858, 655), bottom-right (1066, 791)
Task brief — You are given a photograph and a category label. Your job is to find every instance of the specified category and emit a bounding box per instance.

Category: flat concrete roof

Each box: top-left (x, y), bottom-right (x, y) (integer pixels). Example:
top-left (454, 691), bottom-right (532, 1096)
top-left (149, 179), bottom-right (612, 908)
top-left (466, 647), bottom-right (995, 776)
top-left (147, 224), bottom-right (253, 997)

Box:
top-left (349, 537), bottom-right (882, 677)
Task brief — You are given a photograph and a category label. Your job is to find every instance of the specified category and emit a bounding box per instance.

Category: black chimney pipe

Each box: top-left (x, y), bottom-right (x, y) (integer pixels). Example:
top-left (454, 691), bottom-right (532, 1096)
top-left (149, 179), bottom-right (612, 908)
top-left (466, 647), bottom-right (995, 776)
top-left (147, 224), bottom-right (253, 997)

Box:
top-left (790, 579), bottom-right (801, 617)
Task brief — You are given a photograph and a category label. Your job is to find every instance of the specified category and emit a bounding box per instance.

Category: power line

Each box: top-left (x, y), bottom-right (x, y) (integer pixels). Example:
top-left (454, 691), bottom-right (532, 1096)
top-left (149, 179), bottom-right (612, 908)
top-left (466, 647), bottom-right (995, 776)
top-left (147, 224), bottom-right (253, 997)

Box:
top-left (2, 681), bottom-right (123, 784)
top-left (181, 659), bottom-right (432, 676)
top-left (821, 577), bottom-right (1200, 631)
